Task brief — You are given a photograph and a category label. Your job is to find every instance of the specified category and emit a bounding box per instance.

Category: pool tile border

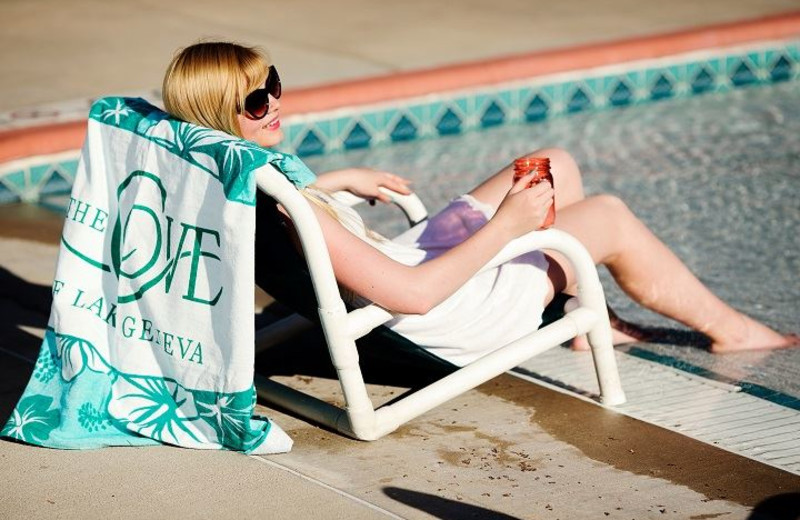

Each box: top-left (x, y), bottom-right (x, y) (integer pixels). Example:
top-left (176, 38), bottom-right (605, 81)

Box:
top-left (282, 40), bottom-right (799, 158)
top-left (0, 39), bottom-right (798, 204)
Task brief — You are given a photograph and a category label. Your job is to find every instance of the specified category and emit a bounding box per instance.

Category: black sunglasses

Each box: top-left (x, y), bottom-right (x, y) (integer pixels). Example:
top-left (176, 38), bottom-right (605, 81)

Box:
top-left (241, 66), bottom-right (282, 120)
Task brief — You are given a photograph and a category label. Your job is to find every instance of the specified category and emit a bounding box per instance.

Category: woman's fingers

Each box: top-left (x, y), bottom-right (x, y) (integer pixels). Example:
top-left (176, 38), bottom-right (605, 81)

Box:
top-left (381, 172), bottom-right (412, 194)
top-left (510, 176), bottom-right (553, 200)
top-left (509, 172), bottom-right (535, 193)
top-left (527, 180), bottom-right (553, 197)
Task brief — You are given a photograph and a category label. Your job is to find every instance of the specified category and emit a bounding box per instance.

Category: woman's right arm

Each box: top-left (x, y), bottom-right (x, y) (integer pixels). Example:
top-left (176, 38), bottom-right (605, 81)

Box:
top-left (313, 174), bottom-right (554, 314)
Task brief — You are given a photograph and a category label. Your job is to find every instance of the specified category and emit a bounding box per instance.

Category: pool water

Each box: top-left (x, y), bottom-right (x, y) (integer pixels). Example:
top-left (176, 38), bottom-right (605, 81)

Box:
top-left (304, 81), bottom-right (800, 401)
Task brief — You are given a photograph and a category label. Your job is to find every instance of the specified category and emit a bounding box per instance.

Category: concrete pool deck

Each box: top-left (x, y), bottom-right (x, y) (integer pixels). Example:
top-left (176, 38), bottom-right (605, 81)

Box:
top-left (2, 217), bottom-right (798, 518)
top-left (2, 2), bottom-right (800, 519)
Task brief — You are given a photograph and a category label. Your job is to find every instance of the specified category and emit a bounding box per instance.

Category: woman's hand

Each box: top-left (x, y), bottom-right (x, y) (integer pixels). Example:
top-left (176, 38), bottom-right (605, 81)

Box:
top-left (315, 168), bottom-right (412, 203)
top-left (491, 173), bottom-right (555, 238)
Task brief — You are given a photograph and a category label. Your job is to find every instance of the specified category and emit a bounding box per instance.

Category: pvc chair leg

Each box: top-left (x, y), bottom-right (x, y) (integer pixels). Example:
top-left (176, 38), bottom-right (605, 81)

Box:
top-left (319, 307), bottom-right (379, 439)
top-left (573, 265), bottom-right (627, 406)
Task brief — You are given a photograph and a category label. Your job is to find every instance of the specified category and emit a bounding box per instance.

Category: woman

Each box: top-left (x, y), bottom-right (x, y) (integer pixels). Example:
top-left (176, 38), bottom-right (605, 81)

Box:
top-left (162, 41), bottom-right (795, 367)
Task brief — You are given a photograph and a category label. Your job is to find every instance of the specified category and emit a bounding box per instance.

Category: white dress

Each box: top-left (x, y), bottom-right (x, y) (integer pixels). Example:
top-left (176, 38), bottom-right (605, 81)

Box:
top-left (313, 189), bottom-right (551, 367)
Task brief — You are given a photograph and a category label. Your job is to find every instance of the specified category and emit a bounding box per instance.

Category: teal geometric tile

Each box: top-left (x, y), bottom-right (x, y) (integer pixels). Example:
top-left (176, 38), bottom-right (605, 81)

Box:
top-left (583, 77), bottom-right (604, 100)
top-left (541, 84), bottom-right (566, 113)
top-left (453, 96), bottom-right (477, 119)
top-left (57, 159), bottom-right (79, 179)
top-left (497, 89), bottom-right (516, 110)
top-left (668, 64), bottom-right (687, 83)
top-left (296, 128), bottom-right (326, 157)
top-left (787, 44), bottom-right (800, 63)
top-left (436, 106), bottom-right (462, 135)
top-left (41, 170), bottom-right (72, 195)
top-left (333, 115), bottom-right (358, 139)
top-left (558, 80), bottom-right (579, 107)
top-left (343, 121), bottom-right (372, 150)
top-left (381, 108), bottom-right (400, 128)
top-left (453, 97), bottom-right (474, 127)
top-left (315, 119), bottom-right (343, 141)
top-left (690, 66), bottom-right (716, 94)
top-left (625, 70), bottom-right (648, 92)
top-left (770, 54), bottom-right (792, 83)
top-left (0, 180), bottom-right (20, 203)
top-left (52, 167), bottom-right (74, 184)
top-left (408, 104), bottom-right (433, 126)
top-left (480, 100), bottom-right (505, 128)
top-left (567, 85), bottom-right (592, 113)
top-left (284, 122), bottom-right (302, 144)
top-left (426, 101), bottom-right (445, 124)
top-left (474, 93), bottom-right (491, 111)
top-left (747, 51), bottom-right (766, 69)
top-left (608, 79), bottom-right (634, 107)
top-left (390, 113), bottom-right (418, 142)
top-left (524, 92), bottom-right (550, 122)
top-left (362, 112), bottom-right (384, 133)
top-left (407, 102), bottom-right (437, 137)
top-left (516, 86), bottom-right (534, 104)
top-left (650, 73), bottom-right (674, 101)
top-left (3, 170), bottom-right (26, 191)
top-left (705, 57), bottom-right (725, 76)
top-left (31, 164), bottom-right (53, 186)
top-left (764, 49), bottom-right (779, 65)
top-left (730, 59), bottom-right (758, 87)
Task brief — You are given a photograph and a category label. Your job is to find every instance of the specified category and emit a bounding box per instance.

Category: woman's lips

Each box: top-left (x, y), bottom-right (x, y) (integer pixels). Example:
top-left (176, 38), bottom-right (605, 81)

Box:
top-left (265, 114), bottom-right (281, 130)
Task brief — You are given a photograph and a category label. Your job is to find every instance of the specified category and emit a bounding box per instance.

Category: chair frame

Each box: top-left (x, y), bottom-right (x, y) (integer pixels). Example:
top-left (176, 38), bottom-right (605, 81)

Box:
top-left (253, 168), bottom-right (626, 441)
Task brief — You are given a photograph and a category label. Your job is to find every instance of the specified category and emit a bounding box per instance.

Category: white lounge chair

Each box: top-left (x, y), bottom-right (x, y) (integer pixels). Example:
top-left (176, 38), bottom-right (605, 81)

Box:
top-left (253, 166), bottom-right (626, 441)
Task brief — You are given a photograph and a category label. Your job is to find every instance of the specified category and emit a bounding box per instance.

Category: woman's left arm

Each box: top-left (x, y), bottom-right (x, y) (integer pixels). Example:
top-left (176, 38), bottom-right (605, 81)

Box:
top-left (314, 168), bottom-right (412, 203)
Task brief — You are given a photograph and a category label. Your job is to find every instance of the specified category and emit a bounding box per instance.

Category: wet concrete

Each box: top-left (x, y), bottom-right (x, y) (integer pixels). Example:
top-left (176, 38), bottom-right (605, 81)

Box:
top-left (477, 374), bottom-right (800, 508)
top-left (258, 372), bottom-right (796, 519)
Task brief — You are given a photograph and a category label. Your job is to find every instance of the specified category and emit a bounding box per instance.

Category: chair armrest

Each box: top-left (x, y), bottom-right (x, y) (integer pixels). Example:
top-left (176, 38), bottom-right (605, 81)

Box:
top-left (480, 228), bottom-right (605, 310)
top-left (332, 188), bottom-right (428, 227)
top-left (481, 228), bottom-right (595, 279)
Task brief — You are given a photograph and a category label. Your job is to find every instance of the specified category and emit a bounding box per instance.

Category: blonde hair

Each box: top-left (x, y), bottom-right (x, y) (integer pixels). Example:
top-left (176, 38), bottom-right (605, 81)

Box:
top-left (162, 41), bottom-right (270, 138)
top-left (162, 41), bottom-right (371, 248)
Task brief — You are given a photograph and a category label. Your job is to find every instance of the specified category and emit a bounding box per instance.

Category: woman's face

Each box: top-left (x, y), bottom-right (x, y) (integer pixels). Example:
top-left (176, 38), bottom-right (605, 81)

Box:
top-left (237, 93), bottom-right (283, 148)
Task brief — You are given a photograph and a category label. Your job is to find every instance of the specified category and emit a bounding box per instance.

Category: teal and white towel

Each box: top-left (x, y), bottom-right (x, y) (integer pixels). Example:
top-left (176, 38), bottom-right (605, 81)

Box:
top-left (2, 97), bottom-right (316, 454)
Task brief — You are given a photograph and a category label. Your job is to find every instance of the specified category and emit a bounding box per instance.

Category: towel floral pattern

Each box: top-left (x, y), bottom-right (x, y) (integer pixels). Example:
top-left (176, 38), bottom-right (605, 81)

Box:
top-left (33, 345), bottom-right (58, 384)
top-left (4, 329), bottom-right (267, 450)
top-left (77, 402), bottom-right (110, 432)
top-left (109, 375), bottom-right (208, 446)
top-left (1, 395), bottom-right (60, 443)
top-left (56, 333), bottom-right (111, 381)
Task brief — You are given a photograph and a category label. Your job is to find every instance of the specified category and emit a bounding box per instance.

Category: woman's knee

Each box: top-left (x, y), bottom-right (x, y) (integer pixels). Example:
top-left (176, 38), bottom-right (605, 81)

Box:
top-left (563, 195), bottom-right (635, 264)
top-left (588, 194), bottom-right (629, 214)
top-left (586, 194), bottom-right (641, 236)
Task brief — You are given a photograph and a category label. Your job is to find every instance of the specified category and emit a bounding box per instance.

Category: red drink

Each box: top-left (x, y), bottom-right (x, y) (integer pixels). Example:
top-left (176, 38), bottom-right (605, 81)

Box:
top-left (513, 156), bottom-right (555, 228)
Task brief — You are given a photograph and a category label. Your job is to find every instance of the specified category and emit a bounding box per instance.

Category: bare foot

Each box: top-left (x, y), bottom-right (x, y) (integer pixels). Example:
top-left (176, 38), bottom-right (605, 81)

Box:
top-left (709, 314), bottom-right (798, 353)
top-left (570, 305), bottom-right (651, 351)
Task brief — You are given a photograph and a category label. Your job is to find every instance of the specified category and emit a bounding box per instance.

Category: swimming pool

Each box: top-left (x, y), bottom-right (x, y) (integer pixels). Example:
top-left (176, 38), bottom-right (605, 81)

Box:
top-left (303, 80), bottom-right (800, 402)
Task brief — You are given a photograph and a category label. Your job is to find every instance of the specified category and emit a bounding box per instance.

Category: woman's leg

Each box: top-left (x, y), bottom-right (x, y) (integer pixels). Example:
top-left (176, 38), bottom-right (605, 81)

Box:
top-left (548, 195), bottom-right (793, 352)
top-left (468, 147), bottom-right (586, 211)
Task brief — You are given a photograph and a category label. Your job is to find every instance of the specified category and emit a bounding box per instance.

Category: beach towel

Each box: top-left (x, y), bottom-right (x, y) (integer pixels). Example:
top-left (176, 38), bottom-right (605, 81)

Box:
top-left (2, 97), bottom-right (316, 454)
